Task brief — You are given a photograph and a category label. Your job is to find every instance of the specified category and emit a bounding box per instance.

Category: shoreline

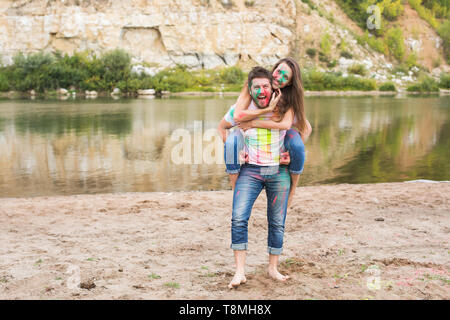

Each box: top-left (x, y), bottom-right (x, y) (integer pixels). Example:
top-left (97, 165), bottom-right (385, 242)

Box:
top-left (1, 90), bottom-right (448, 100)
top-left (0, 181), bottom-right (448, 299)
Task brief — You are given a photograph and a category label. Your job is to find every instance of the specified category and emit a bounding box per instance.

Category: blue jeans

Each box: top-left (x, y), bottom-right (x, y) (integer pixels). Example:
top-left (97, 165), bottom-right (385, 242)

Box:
top-left (224, 128), bottom-right (305, 174)
top-left (231, 164), bottom-right (291, 255)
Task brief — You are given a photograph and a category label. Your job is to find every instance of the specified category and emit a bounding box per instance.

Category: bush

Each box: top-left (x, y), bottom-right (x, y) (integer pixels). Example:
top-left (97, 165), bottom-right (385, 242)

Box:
top-left (439, 73), bottom-right (450, 89)
top-left (357, 32), bottom-right (387, 55)
top-left (11, 51), bottom-right (56, 92)
top-left (306, 48), bottom-right (317, 58)
top-left (320, 33), bottom-right (332, 57)
top-left (318, 51), bottom-right (329, 63)
top-left (407, 76), bottom-right (439, 92)
top-left (347, 63), bottom-right (367, 76)
top-left (219, 66), bottom-right (245, 84)
top-left (327, 60), bottom-right (337, 68)
top-left (385, 27), bottom-right (405, 61)
top-left (405, 52), bottom-right (418, 68)
top-left (0, 73), bottom-right (9, 91)
top-left (422, 0), bottom-right (449, 19)
top-left (408, 0), bottom-right (439, 29)
top-left (100, 48), bottom-right (131, 89)
top-left (303, 69), bottom-right (377, 91)
top-left (379, 81), bottom-right (396, 91)
top-left (340, 51), bottom-right (353, 59)
top-left (380, 0), bottom-right (404, 21)
top-left (438, 20), bottom-right (450, 64)
top-left (336, 0), bottom-right (404, 30)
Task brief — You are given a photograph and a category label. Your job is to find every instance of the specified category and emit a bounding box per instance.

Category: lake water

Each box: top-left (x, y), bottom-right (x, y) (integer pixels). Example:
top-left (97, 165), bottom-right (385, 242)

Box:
top-left (0, 95), bottom-right (448, 197)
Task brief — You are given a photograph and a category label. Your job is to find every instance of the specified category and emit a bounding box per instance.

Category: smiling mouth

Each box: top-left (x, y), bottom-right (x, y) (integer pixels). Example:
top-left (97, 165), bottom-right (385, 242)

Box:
top-left (257, 94), bottom-right (267, 100)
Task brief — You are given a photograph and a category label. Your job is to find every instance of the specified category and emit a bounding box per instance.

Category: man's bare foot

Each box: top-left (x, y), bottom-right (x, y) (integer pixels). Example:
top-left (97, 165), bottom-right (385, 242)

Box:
top-left (227, 272), bottom-right (247, 289)
top-left (268, 268), bottom-right (290, 282)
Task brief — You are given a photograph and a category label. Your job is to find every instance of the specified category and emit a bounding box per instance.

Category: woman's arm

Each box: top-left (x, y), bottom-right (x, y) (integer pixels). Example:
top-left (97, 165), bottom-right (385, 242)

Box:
top-left (217, 118), bottom-right (233, 143)
top-left (233, 83), bottom-right (281, 122)
top-left (239, 109), bottom-right (294, 131)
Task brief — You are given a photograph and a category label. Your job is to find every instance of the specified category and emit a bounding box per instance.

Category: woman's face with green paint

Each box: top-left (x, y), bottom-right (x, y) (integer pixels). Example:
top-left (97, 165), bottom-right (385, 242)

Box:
top-left (249, 77), bottom-right (273, 108)
top-left (272, 63), bottom-right (293, 89)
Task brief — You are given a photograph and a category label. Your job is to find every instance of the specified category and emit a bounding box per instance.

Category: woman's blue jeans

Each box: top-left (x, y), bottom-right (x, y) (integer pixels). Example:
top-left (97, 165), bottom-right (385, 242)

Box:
top-left (231, 164), bottom-right (291, 255)
top-left (224, 128), bottom-right (305, 175)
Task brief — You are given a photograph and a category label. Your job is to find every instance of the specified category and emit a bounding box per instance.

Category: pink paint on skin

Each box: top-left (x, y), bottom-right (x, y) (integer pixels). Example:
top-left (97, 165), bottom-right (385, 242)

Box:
top-left (250, 78), bottom-right (272, 108)
top-left (262, 88), bottom-right (270, 107)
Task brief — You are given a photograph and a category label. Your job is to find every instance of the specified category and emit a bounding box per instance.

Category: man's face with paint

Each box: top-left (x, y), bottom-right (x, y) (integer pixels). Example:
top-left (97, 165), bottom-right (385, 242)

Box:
top-left (272, 63), bottom-right (293, 89)
top-left (249, 77), bottom-right (273, 109)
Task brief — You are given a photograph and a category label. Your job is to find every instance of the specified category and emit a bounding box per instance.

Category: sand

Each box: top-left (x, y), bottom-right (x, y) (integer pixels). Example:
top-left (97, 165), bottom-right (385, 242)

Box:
top-left (0, 182), bottom-right (449, 300)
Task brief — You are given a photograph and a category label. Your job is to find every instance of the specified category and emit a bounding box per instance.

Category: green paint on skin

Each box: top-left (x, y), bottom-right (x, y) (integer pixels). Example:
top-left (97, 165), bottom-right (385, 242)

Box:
top-left (279, 69), bottom-right (288, 85)
top-left (253, 87), bottom-right (262, 107)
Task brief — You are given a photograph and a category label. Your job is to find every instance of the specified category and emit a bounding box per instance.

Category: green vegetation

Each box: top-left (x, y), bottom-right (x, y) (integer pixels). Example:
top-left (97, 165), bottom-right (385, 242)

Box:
top-left (379, 81), bottom-right (397, 91)
top-left (406, 76), bottom-right (439, 92)
top-left (336, 0), bottom-right (405, 31)
top-left (347, 63), bottom-right (367, 76)
top-left (336, 0), bottom-right (449, 64)
top-left (340, 51), bottom-right (353, 59)
top-left (303, 69), bottom-right (377, 91)
top-left (356, 32), bottom-right (387, 55)
top-left (407, 1), bottom-right (449, 63)
top-left (164, 282), bottom-right (180, 289)
top-left (438, 20), bottom-right (450, 64)
top-left (0, 50), bottom-right (247, 94)
top-left (320, 32), bottom-right (332, 57)
top-left (306, 48), bottom-right (317, 58)
top-left (1, 49), bottom-right (447, 95)
top-left (439, 72), bottom-right (450, 88)
top-left (301, 0), bottom-right (317, 11)
top-left (385, 27), bottom-right (406, 61)
top-left (408, 0), bottom-right (439, 29)
top-left (148, 273), bottom-right (161, 279)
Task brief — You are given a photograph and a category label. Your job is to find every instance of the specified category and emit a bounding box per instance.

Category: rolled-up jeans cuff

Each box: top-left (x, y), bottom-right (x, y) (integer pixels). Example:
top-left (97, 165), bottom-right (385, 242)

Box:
top-left (226, 168), bottom-right (240, 174)
top-left (267, 246), bottom-right (283, 255)
top-left (289, 168), bottom-right (303, 175)
top-left (231, 243), bottom-right (248, 251)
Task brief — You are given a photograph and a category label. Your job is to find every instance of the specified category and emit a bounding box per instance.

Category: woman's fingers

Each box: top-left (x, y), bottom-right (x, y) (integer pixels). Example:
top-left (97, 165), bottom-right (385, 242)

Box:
top-left (275, 89), bottom-right (282, 102)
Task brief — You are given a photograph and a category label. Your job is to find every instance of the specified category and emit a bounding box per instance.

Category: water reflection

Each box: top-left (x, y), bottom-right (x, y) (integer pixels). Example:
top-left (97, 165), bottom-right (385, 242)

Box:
top-left (0, 95), bottom-right (448, 197)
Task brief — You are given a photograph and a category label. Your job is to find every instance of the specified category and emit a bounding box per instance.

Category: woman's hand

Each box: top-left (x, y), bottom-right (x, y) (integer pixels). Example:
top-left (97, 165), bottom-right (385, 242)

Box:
top-left (238, 150), bottom-right (249, 163)
top-left (237, 120), bottom-right (254, 131)
top-left (280, 151), bottom-right (291, 165)
top-left (267, 88), bottom-right (282, 112)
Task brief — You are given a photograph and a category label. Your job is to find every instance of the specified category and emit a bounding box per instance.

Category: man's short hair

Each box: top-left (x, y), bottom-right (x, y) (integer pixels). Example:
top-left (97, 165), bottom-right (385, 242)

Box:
top-left (248, 66), bottom-right (273, 86)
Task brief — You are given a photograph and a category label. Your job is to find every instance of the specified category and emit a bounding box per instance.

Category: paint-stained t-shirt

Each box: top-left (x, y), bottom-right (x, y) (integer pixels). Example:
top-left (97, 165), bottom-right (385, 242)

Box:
top-left (223, 101), bottom-right (286, 166)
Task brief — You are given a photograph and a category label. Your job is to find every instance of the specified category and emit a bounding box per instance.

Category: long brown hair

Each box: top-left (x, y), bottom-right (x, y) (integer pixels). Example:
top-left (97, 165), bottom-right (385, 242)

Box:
top-left (271, 57), bottom-right (306, 136)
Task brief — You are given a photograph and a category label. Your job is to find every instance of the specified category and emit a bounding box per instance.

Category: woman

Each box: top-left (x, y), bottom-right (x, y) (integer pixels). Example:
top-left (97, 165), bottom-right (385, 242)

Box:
top-left (221, 57), bottom-right (312, 207)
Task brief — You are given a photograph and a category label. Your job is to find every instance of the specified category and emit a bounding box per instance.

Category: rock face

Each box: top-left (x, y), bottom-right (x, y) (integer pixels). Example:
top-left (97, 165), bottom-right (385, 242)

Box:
top-left (0, 0), bottom-right (296, 68)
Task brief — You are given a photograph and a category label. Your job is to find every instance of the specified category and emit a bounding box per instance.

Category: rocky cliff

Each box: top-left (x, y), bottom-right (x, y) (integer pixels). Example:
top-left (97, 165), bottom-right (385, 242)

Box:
top-left (0, 0), bottom-right (297, 69)
top-left (0, 0), bottom-right (448, 76)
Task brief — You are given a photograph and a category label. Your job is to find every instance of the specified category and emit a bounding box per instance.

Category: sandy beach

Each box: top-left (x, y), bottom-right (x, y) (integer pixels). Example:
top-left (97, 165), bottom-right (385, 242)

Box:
top-left (0, 182), bottom-right (449, 300)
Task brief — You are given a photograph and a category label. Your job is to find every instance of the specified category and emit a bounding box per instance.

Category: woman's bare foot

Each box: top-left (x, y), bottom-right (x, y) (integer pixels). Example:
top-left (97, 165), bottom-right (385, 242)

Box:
top-left (268, 267), bottom-right (290, 282)
top-left (227, 272), bottom-right (247, 289)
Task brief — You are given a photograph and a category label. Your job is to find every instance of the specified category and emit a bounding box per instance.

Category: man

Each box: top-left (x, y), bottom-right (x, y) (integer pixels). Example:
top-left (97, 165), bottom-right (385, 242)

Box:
top-left (219, 67), bottom-right (293, 289)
